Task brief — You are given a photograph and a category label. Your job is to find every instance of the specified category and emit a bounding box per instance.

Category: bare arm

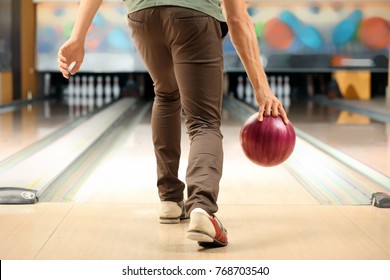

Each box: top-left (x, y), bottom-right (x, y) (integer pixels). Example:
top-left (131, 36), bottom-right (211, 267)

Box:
top-left (57, 0), bottom-right (103, 78)
top-left (71, 0), bottom-right (104, 41)
top-left (222, 0), bottom-right (289, 124)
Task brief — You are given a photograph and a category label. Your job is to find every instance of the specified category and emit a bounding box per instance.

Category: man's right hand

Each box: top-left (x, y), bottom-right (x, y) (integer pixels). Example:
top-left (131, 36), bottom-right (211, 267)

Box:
top-left (57, 37), bottom-right (85, 79)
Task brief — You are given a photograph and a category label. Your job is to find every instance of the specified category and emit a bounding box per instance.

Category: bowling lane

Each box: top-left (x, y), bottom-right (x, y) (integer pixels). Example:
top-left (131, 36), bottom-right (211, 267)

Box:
top-left (287, 99), bottom-right (390, 178)
top-left (39, 97), bottom-right (389, 206)
top-left (0, 98), bottom-right (141, 199)
top-left (38, 101), bottom-right (318, 205)
top-left (2, 97), bottom-right (390, 260)
top-left (0, 99), bottom-right (85, 163)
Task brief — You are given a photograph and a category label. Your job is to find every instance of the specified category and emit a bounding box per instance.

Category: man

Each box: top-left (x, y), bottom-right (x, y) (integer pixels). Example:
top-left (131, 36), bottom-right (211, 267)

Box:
top-left (58, 0), bottom-right (289, 248)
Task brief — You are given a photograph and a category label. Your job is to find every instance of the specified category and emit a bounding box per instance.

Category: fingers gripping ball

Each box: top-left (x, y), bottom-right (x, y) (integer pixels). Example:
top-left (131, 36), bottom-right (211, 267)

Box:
top-left (240, 113), bottom-right (296, 167)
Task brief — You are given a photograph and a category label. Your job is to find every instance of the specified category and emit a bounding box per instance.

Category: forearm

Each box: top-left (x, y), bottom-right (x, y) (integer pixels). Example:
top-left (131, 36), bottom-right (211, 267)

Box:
top-left (71, 0), bottom-right (104, 41)
top-left (224, 1), bottom-right (270, 95)
top-left (228, 19), bottom-right (268, 92)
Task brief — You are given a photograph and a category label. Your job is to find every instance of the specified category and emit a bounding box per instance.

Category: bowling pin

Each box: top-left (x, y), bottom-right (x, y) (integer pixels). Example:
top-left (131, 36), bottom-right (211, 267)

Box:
top-left (96, 76), bottom-right (104, 108)
top-left (81, 76), bottom-right (88, 108)
top-left (88, 76), bottom-right (94, 98)
top-left (283, 76), bottom-right (291, 112)
top-left (43, 73), bottom-right (51, 97)
top-left (113, 76), bottom-right (120, 99)
top-left (270, 76), bottom-right (276, 97)
top-left (245, 77), bottom-right (252, 104)
top-left (88, 76), bottom-right (95, 112)
top-left (74, 76), bottom-right (81, 113)
top-left (81, 76), bottom-right (88, 115)
top-left (276, 76), bottom-right (283, 100)
top-left (283, 95), bottom-right (291, 113)
top-left (283, 76), bottom-right (291, 99)
top-left (236, 76), bottom-right (244, 100)
top-left (104, 76), bottom-right (112, 104)
top-left (67, 76), bottom-right (75, 106)
top-left (74, 76), bottom-right (80, 98)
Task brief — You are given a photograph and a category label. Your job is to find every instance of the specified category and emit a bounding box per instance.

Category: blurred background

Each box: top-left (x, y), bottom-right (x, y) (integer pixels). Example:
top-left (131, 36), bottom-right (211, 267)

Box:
top-left (0, 0), bottom-right (388, 104)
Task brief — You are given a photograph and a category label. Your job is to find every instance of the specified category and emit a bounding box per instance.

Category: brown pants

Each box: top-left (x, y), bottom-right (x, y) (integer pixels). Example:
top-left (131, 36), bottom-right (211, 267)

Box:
top-left (128, 6), bottom-right (226, 215)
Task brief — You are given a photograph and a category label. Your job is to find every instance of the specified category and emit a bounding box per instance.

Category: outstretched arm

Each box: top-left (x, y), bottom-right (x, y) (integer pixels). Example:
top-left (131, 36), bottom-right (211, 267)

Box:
top-left (222, 0), bottom-right (289, 124)
top-left (57, 0), bottom-right (103, 78)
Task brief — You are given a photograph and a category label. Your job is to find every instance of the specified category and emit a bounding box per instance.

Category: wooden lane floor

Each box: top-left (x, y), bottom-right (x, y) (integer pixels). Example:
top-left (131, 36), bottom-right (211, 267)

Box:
top-left (291, 98), bottom-right (390, 178)
top-left (1, 105), bottom-right (389, 260)
top-left (0, 100), bottom-right (79, 162)
top-left (0, 203), bottom-right (389, 260)
top-left (45, 101), bottom-right (389, 206)
top-left (0, 99), bottom-right (140, 196)
top-left (40, 107), bottom-right (319, 205)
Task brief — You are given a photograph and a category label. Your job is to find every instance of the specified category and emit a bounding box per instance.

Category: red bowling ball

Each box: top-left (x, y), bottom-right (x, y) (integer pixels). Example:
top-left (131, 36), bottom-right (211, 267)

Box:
top-left (240, 113), bottom-right (296, 167)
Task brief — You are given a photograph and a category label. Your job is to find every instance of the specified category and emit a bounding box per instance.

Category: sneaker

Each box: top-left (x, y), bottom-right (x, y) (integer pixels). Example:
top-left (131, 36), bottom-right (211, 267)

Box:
top-left (159, 201), bottom-right (186, 224)
top-left (187, 208), bottom-right (228, 247)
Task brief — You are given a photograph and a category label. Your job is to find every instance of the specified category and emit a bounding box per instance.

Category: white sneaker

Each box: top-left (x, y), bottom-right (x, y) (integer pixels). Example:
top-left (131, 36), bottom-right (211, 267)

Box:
top-left (187, 208), bottom-right (228, 247)
top-left (159, 201), bottom-right (186, 224)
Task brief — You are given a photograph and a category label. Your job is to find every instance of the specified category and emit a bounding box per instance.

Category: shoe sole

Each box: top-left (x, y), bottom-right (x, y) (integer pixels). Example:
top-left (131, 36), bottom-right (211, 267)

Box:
top-left (160, 215), bottom-right (188, 224)
top-left (187, 231), bottom-right (214, 243)
top-left (160, 217), bottom-right (180, 224)
top-left (187, 230), bottom-right (227, 247)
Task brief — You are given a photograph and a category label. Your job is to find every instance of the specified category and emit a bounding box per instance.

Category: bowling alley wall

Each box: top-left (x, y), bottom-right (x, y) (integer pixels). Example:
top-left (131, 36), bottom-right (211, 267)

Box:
top-left (15, 0), bottom-right (390, 101)
top-left (34, 0), bottom-right (390, 72)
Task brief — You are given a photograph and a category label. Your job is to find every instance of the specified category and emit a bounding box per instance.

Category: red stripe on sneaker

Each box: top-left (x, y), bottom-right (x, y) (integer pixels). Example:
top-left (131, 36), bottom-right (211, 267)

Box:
top-left (209, 217), bottom-right (227, 244)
